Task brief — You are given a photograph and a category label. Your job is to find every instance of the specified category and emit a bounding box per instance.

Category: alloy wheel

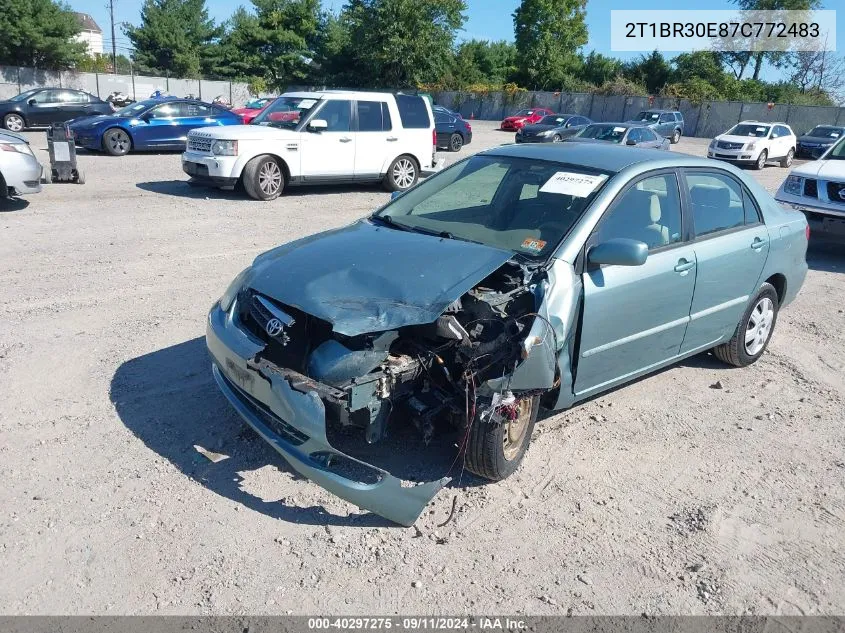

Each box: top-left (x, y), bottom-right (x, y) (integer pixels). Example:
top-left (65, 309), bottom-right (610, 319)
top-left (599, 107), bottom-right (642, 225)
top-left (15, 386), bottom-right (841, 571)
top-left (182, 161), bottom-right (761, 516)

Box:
top-left (258, 160), bottom-right (282, 195)
top-left (392, 158), bottom-right (416, 189)
top-left (5, 114), bottom-right (23, 132)
top-left (552, 134), bottom-right (562, 142)
top-left (502, 398), bottom-right (533, 461)
top-left (108, 130), bottom-right (130, 154)
top-left (745, 297), bottom-right (774, 356)
top-left (450, 134), bottom-right (463, 152)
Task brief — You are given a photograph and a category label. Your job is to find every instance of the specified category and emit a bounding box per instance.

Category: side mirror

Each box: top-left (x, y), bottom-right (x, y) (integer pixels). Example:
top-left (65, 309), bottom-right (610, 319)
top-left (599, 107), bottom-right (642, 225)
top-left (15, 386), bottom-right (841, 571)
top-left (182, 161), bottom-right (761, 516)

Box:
top-left (28, 98), bottom-right (37, 105)
top-left (588, 239), bottom-right (648, 267)
top-left (626, 139), bottom-right (637, 146)
top-left (309, 119), bottom-right (328, 132)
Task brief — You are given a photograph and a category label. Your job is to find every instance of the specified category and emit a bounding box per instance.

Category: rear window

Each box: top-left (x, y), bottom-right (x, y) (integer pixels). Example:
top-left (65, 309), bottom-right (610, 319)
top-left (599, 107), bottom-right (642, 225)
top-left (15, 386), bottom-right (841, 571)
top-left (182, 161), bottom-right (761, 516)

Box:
top-left (395, 95), bottom-right (431, 129)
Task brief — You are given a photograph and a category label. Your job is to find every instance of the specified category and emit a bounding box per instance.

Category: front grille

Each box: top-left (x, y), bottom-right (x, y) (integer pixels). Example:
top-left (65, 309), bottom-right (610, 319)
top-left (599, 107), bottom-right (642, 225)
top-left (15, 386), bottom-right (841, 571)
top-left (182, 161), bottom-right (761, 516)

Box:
top-left (717, 141), bottom-right (743, 150)
top-left (187, 135), bottom-right (213, 152)
top-left (804, 179), bottom-right (818, 198)
top-left (827, 182), bottom-right (845, 204)
top-left (714, 153), bottom-right (738, 159)
top-left (238, 290), bottom-right (330, 372)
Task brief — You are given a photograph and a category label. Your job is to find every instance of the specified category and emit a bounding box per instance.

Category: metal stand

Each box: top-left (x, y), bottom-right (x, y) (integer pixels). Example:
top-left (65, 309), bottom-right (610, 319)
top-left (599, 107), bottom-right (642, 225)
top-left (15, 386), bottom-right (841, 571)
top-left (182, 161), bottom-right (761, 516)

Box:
top-left (46, 123), bottom-right (84, 184)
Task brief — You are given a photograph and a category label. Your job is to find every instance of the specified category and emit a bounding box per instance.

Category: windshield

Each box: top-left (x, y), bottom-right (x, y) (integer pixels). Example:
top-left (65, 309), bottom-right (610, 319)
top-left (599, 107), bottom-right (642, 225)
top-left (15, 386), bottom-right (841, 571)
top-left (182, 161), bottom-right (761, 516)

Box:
top-left (825, 136), bottom-right (845, 160)
top-left (539, 116), bottom-right (567, 126)
top-left (373, 155), bottom-right (610, 258)
top-left (807, 126), bottom-right (843, 139)
top-left (245, 98), bottom-right (271, 110)
top-left (10, 89), bottom-right (40, 102)
top-left (576, 124), bottom-right (627, 143)
top-left (728, 124), bottom-right (770, 137)
top-left (251, 96), bottom-right (319, 128)
top-left (114, 101), bottom-right (153, 117)
top-left (514, 109), bottom-right (534, 117)
top-left (636, 111), bottom-right (660, 122)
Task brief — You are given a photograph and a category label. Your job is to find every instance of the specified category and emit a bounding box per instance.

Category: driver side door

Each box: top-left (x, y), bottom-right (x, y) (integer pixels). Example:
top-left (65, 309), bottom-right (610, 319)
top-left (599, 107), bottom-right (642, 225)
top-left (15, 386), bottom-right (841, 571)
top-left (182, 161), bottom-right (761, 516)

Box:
top-left (574, 171), bottom-right (696, 397)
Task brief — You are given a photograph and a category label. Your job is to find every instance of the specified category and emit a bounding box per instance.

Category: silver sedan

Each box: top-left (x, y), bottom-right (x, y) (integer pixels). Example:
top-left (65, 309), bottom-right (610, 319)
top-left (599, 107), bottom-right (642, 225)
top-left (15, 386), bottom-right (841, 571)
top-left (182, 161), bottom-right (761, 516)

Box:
top-left (0, 130), bottom-right (43, 198)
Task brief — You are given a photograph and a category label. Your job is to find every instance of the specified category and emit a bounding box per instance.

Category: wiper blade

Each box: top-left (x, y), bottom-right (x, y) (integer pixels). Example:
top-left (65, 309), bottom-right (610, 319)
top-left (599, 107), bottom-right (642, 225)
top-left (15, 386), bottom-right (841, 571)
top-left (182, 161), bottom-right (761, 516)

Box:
top-left (370, 214), bottom-right (410, 231)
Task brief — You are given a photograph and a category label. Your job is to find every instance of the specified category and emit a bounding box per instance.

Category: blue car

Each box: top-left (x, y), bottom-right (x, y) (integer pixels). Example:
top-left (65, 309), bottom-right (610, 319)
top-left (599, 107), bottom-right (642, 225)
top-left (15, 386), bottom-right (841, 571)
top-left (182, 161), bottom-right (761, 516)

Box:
top-left (68, 98), bottom-right (242, 156)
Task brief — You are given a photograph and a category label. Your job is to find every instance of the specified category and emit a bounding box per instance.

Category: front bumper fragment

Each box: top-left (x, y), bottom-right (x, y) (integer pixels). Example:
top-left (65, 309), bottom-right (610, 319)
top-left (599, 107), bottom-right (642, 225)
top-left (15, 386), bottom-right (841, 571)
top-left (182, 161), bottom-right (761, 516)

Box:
top-left (206, 304), bottom-right (450, 526)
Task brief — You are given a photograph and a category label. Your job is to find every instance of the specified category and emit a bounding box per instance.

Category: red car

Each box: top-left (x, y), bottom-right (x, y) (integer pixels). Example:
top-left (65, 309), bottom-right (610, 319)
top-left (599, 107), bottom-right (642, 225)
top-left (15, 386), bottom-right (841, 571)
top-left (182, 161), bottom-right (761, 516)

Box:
top-left (500, 108), bottom-right (554, 131)
top-left (231, 97), bottom-right (274, 124)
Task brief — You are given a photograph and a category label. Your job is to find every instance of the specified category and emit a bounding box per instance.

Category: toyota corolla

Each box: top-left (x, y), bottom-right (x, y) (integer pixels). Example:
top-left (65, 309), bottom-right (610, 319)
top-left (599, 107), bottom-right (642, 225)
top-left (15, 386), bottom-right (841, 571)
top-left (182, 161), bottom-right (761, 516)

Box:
top-left (207, 143), bottom-right (808, 526)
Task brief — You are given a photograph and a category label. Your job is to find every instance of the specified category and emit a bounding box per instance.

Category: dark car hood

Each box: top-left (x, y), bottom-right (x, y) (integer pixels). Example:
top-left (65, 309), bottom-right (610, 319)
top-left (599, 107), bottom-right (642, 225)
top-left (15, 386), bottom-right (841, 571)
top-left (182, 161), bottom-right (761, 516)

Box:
top-left (68, 114), bottom-right (121, 128)
top-left (521, 123), bottom-right (559, 134)
top-left (248, 220), bottom-right (514, 337)
top-left (797, 135), bottom-right (839, 144)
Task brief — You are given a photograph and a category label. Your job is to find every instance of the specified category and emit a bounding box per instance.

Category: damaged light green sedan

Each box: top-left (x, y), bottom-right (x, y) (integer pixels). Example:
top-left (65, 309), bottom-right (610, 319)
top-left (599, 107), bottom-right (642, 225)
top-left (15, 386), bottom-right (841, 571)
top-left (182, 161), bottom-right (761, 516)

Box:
top-left (207, 143), bottom-right (808, 526)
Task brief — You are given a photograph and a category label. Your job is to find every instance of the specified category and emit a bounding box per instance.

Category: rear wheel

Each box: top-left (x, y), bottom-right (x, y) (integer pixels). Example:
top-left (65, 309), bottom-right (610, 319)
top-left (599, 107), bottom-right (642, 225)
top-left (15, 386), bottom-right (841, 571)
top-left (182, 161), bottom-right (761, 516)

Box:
top-left (781, 148), bottom-right (794, 167)
top-left (449, 133), bottom-right (463, 152)
top-left (754, 150), bottom-right (768, 170)
top-left (103, 128), bottom-right (131, 156)
top-left (465, 393), bottom-right (539, 481)
top-left (552, 134), bottom-right (562, 143)
top-left (671, 129), bottom-right (681, 144)
top-left (243, 155), bottom-right (285, 201)
top-left (3, 113), bottom-right (24, 132)
top-left (383, 155), bottom-right (418, 192)
top-left (713, 283), bottom-right (779, 367)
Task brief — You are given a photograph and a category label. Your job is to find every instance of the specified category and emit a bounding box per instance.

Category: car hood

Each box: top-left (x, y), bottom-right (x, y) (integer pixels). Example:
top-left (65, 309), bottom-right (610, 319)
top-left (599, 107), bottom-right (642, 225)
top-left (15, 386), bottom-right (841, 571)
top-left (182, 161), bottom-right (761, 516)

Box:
top-left (503, 116), bottom-right (526, 122)
top-left (247, 219), bottom-right (514, 337)
top-left (797, 135), bottom-right (839, 144)
top-left (0, 129), bottom-right (26, 143)
top-left (190, 124), bottom-right (293, 140)
top-left (231, 107), bottom-right (260, 116)
top-left (521, 123), bottom-right (559, 134)
top-left (788, 158), bottom-right (845, 179)
top-left (715, 134), bottom-right (760, 144)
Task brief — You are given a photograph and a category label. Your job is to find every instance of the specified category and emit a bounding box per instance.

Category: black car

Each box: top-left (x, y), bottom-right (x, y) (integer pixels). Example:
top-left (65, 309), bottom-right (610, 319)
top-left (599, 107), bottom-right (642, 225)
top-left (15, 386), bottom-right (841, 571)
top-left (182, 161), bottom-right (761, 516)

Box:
top-left (515, 113), bottom-right (592, 143)
top-left (795, 125), bottom-right (845, 159)
top-left (434, 109), bottom-right (472, 152)
top-left (1, 88), bottom-right (112, 132)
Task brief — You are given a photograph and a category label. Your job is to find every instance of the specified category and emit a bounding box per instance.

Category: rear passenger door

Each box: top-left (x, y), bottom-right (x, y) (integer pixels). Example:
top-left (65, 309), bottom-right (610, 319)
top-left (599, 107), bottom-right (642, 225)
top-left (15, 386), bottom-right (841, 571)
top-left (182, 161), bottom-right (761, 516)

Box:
top-left (575, 171), bottom-right (695, 396)
top-left (353, 100), bottom-right (393, 180)
top-left (679, 169), bottom-right (770, 354)
top-left (657, 113), bottom-right (674, 137)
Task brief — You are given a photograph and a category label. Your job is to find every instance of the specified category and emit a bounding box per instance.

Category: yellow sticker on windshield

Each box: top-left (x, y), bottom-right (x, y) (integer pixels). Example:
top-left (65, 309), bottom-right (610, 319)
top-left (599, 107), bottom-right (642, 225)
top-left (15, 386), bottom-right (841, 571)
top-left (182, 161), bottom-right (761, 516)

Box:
top-left (521, 238), bottom-right (547, 253)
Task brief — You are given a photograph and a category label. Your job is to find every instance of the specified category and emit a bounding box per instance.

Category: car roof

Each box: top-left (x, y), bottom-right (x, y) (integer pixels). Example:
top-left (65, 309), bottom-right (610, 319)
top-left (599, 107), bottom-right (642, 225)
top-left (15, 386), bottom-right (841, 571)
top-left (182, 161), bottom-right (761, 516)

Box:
top-left (482, 142), bottom-right (707, 173)
top-left (587, 121), bottom-right (641, 128)
top-left (281, 90), bottom-right (400, 101)
top-left (737, 120), bottom-right (789, 126)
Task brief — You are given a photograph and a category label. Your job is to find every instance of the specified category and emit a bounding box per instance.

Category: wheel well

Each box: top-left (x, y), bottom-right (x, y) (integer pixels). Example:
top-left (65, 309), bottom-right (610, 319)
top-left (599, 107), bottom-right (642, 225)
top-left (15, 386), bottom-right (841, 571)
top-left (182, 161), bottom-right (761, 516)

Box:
top-left (765, 273), bottom-right (786, 304)
top-left (102, 126), bottom-right (133, 149)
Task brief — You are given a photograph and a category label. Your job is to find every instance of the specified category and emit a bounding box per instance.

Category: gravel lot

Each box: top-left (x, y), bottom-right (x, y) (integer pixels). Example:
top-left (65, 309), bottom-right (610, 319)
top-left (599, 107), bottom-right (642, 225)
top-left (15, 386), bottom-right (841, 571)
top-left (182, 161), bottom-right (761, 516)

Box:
top-left (1, 121), bottom-right (843, 615)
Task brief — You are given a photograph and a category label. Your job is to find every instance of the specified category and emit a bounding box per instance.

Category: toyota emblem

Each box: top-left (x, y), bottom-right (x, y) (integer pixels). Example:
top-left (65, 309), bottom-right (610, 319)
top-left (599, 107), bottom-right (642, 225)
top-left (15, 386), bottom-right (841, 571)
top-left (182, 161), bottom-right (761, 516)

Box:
top-left (265, 318), bottom-right (284, 337)
top-left (839, 187), bottom-right (845, 201)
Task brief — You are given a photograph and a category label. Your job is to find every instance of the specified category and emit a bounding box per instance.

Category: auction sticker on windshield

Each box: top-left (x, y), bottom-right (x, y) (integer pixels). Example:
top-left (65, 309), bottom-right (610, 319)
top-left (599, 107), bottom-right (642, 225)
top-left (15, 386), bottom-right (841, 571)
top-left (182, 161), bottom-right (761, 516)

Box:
top-left (521, 238), bottom-right (547, 253)
top-left (540, 172), bottom-right (608, 197)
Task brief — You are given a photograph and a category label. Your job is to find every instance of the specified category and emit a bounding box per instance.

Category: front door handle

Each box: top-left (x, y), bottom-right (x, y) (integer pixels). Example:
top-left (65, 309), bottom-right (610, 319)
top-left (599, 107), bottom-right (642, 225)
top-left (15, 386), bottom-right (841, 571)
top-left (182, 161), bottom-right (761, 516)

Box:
top-left (751, 237), bottom-right (768, 250)
top-left (386, 136), bottom-right (398, 142)
top-left (339, 137), bottom-right (352, 143)
top-left (674, 259), bottom-right (695, 273)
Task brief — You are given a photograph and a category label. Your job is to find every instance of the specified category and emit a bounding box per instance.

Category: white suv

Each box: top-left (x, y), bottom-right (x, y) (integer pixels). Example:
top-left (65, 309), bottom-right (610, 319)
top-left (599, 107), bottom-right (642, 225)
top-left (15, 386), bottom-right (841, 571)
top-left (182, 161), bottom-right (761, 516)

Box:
top-left (708, 121), bottom-right (796, 170)
top-left (182, 91), bottom-right (444, 200)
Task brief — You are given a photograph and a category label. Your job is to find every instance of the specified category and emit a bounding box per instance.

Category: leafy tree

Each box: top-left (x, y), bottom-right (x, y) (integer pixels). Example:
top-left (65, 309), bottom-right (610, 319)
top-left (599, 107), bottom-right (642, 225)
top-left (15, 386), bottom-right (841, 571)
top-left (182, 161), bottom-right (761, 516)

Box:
top-left (672, 51), bottom-right (725, 86)
top-left (580, 51), bottom-right (623, 87)
top-left (623, 50), bottom-right (672, 94)
top-left (322, 0), bottom-right (466, 89)
top-left (0, 0), bottom-right (87, 69)
top-left (76, 53), bottom-right (133, 74)
top-left (512, 0), bottom-right (587, 90)
top-left (448, 40), bottom-right (517, 89)
top-left (125, 0), bottom-right (220, 78)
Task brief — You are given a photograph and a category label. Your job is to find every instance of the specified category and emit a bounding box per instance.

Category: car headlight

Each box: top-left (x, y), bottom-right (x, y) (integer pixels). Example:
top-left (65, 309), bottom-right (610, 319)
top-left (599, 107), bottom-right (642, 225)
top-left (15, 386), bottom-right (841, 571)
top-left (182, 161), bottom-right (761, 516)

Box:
top-left (0, 142), bottom-right (33, 156)
top-left (211, 140), bottom-right (238, 156)
top-left (709, 139), bottom-right (716, 148)
top-left (746, 142), bottom-right (757, 150)
top-left (540, 130), bottom-right (554, 137)
top-left (783, 175), bottom-right (803, 196)
top-left (219, 267), bottom-right (251, 312)
top-left (515, 128), bottom-right (523, 135)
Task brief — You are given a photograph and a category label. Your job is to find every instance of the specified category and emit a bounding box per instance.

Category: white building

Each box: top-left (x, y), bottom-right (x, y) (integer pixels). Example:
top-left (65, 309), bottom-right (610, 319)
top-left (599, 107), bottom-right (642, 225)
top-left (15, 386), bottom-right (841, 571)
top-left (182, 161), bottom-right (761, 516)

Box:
top-left (73, 12), bottom-right (103, 56)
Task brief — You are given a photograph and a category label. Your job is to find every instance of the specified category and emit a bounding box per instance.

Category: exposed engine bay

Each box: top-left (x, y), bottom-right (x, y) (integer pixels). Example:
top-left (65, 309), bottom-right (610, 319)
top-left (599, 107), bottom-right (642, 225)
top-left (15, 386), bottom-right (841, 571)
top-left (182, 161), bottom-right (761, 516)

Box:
top-left (237, 260), bottom-right (555, 448)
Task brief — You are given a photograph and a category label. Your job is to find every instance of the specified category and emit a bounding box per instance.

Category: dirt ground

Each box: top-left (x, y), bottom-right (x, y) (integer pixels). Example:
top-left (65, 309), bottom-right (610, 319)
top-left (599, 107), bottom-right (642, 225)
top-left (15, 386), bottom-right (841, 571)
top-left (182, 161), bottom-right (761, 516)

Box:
top-left (1, 121), bottom-right (843, 616)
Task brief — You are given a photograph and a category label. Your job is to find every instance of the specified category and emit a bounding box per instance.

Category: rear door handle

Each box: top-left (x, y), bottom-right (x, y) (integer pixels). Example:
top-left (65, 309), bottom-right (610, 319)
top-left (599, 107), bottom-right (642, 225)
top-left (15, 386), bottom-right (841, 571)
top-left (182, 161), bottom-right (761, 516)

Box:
top-left (386, 136), bottom-right (398, 142)
top-left (751, 237), bottom-right (768, 250)
top-left (339, 137), bottom-right (352, 143)
top-left (674, 259), bottom-right (695, 273)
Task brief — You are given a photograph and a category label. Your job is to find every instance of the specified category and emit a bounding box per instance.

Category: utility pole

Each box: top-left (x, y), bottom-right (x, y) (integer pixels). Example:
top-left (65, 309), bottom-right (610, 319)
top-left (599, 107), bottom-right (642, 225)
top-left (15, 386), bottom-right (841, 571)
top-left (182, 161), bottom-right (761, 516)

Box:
top-left (108, 0), bottom-right (117, 73)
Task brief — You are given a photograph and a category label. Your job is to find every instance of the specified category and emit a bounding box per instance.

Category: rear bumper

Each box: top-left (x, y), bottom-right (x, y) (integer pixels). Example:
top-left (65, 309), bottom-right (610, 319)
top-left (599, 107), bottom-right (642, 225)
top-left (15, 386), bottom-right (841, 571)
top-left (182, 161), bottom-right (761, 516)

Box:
top-left (775, 193), bottom-right (845, 238)
top-left (421, 157), bottom-right (446, 178)
top-left (206, 303), bottom-right (449, 526)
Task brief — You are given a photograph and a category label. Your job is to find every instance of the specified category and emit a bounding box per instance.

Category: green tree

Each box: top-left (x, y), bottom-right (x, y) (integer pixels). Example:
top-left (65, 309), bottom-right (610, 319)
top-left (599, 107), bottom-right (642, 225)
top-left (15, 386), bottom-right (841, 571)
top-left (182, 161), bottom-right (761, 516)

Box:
top-left (580, 51), bottom-right (623, 87)
top-left (448, 40), bottom-right (517, 88)
top-left (512, 0), bottom-right (588, 90)
top-left (0, 0), bottom-right (86, 69)
top-left (322, 0), bottom-right (466, 89)
top-left (124, 0), bottom-right (220, 77)
top-left (623, 50), bottom-right (672, 94)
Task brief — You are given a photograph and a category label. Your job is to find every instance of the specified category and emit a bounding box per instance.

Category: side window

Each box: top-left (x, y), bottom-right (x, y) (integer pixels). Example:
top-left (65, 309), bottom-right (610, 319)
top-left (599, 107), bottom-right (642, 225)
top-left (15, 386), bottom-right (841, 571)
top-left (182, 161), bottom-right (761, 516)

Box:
top-left (770, 126), bottom-right (781, 138)
top-left (743, 190), bottom-right (761, 225)
top-left (641, 128), bottom-right (657, 141)
top-left (594, 173), bottom-right (683, 251)
top-left (659, 113), bottom-right (672, 123)
top-left (675, 113), bottom-right (683, 122)
top-left (181, 102), bottom-right (212, 117)
top-left (31, 90), bottom-right (60, 104)
top-left (148, 102), bottom-right (180, 119)
top-left (434, 112), bottom-right (449, 124)
top-left (381, 102), bottom-right (392, 131)
top-left (687, 172), bottom-right (745, 237)
top-left (357, 100), bottom-right (385, 132)
top-left (395, 95), bottom-right (430, 129)
top-left (627, 128), bottom-right (641, 143)
top-left (57, 90), bottom-right (86, 103)
top-left (315, 99), bottom-right (351, 132)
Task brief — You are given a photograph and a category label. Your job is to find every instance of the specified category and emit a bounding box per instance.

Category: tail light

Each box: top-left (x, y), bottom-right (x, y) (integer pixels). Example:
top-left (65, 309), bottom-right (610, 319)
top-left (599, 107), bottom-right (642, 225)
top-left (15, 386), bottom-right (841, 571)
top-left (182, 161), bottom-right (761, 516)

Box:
top-left (432, 129), bottom-right (437, 146)
top-left (805, 223), bottom-right (811, 242)
top-left (466, 122), bottom-right (472, 132)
